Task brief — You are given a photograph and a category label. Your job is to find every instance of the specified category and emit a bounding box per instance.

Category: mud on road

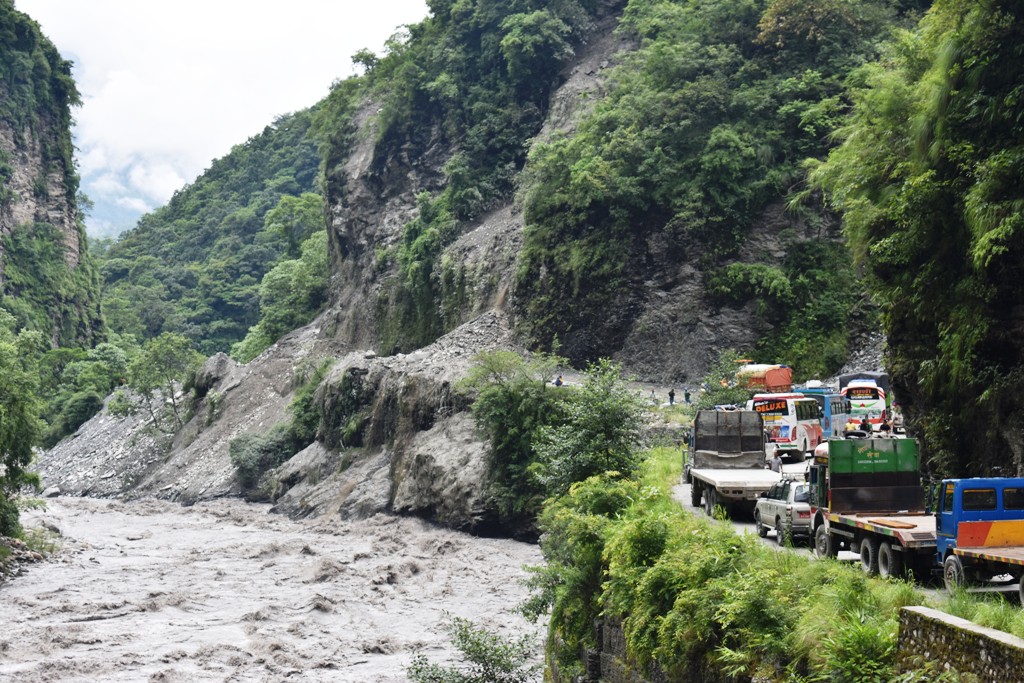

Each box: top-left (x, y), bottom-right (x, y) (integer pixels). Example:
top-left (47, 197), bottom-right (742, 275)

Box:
top-left (0, 498), bottom-right (543, 682)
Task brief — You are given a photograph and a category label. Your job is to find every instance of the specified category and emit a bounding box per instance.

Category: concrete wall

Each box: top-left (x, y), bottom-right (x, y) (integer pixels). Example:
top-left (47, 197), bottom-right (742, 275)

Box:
top-left (897, 605), bottom-right (1024, 682)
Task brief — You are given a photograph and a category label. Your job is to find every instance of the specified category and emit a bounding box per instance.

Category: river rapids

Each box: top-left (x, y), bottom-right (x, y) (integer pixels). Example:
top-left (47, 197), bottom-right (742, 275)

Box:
top-left (0, 497), bottom-right (543, 682)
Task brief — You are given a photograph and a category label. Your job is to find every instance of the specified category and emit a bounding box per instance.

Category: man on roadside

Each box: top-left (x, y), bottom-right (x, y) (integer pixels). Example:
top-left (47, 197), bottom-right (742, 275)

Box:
top-left (769, 450), bottom-right (782, 473)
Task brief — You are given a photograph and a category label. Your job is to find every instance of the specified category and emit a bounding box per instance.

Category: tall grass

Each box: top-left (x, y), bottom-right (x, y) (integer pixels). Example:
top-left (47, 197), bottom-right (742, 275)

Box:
top-left (537, 447), bottom-right (1018, 682)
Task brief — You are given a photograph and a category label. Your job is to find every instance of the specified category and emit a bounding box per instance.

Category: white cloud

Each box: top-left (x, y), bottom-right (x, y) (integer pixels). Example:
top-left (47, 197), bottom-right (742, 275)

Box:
top-left (115, 196), bottom-right (152, 214)
top-left (15, 0), bottom-right (429, 234)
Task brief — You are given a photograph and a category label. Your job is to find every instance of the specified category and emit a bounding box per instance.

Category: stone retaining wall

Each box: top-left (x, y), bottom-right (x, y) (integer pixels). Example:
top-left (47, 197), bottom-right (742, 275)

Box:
top-left (566, 620), bottom-right (728, 683)
top-left (897, 605), bottom-right (1024, 682)
top-left (556, 607), bottom-right (1024, 683)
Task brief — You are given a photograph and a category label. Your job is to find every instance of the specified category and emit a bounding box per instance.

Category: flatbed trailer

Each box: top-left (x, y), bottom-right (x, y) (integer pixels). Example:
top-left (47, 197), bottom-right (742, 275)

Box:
top-left (684, 409), bottom-right (774, 518)
top-left (689, 468), bottom-right (782, 516)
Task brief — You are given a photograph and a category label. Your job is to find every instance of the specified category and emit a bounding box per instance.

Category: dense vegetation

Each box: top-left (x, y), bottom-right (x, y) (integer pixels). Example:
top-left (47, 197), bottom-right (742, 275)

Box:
top-left (0, 310), bottom-right (43, 536)
top-left (329, 0), bottom-right (607, 353)
top-left (0, 1), bottom-right (108, 455)
top-left (461, 351), bottom-right (645, 537)
top-left (0, 0), bottom-right (103, 351)
top-left (525, 449), bottom-right (996, 682)
top-left (97, 109), bottom-right (325, 357)
top-left (515, 0), bottom-right (924, 378)
top-left (0, 0), bottom-right (78, 200)
top-left (811, 0), bottom-right (1024, 476)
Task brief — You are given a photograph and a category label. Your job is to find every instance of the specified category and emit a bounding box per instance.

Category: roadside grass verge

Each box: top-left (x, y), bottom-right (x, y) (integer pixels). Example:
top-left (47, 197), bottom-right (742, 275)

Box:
top-left (536, 446), bottom-right (1014, 682)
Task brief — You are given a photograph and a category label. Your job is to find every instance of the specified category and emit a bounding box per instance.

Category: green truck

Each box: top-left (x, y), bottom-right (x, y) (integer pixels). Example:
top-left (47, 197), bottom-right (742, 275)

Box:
top-left (808, 438), bottom-right (936, 579)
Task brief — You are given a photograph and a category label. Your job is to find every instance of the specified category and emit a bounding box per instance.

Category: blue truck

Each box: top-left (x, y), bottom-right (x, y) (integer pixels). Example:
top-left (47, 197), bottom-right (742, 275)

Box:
top-left (935, 478), bottom-right (1024, 601)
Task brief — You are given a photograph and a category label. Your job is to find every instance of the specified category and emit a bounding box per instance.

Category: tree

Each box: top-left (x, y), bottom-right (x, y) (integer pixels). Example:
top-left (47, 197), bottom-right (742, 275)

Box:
top-left (230, 230), bottom-right (329, 363)
top-left (532, 359), bottom-right (645, 496)
top-left (262, 192), bottom-right (324, 258)
top-left (809, 0), bottom-right (1024, 475)
top-left (461, 350), bottom-right (565, 531)
top-left (500, 11), bottom-right (573, 93)
top-left (0, 309), bottom-right (44, 536)
top-left (127, 332), bottom-right (204, 432)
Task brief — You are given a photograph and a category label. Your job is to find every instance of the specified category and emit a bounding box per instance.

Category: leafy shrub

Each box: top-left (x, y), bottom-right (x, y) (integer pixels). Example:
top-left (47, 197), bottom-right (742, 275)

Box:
top-left (41, 390), bottom-right (104, 446)
top-left (531, 448), bottom-right (938, 681)
top-left (229, 424), bottom-right (297, 489)
top-left (460, 350), bottom-right (566, 531)
top-left (288, 358), bottom-right (334, 446)
top-left (531, 359), bottom-right (646, 496)
top-left (106, 389), bottom-right (136, 417)
top-left (0, 494), bottom-right (21, 538)
top-left (407, 615), bottom-right (540, 683)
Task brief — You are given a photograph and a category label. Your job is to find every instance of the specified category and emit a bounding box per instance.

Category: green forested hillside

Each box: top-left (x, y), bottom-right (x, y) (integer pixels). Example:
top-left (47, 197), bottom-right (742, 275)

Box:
top-left (98, 108), bottom-right (324, 356)
top-left (327, 0), bottom-right (609, 353)
top-left (0, 0), bottom-right (103, 350)
top-left (0, 0), bottom-right (106, 531)
top-left (812, 0), bottom-right (1024, 476)
top-left (515, 0), bottom-right (925, 377)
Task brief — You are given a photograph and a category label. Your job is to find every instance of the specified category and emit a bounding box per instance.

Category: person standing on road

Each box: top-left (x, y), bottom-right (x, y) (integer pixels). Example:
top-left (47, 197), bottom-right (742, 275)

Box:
top-left (668, 388), bottom-right (675, 405)
top-left (769, 451), bottom-right (782, 473)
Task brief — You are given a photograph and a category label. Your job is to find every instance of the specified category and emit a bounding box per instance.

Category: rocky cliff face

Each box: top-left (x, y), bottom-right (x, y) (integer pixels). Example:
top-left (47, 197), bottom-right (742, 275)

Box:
top-left (0, 3), bottom-right (102, 345)
top-left (0, 112), bottom-right (80, 268)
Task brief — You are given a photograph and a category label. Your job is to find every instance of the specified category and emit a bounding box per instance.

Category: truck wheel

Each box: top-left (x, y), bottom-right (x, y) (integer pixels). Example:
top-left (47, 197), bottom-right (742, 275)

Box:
top-left (878, 542), bottom-right (903, 579)
top-left (1018, 575), bottom-right (1024, 606)
top-left (814, 525), bottom-right (837, 559)
top-left (776, 517), bottom-right (789, 546)
top-left (704, 489), bottom-right (716, 516)
top-left (690, 483), bottom-right (701, 507)
top-left (943, 555), bottom-right (965, 592)
top-left (860, 537), bottom-right (880, 575)
top-left (754, 512), bottom-right (768, 538)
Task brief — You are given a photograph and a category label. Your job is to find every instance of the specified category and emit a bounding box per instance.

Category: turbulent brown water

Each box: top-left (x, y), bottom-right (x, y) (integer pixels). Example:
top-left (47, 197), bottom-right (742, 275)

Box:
top-left (0, 498), bottom-right (543, 682)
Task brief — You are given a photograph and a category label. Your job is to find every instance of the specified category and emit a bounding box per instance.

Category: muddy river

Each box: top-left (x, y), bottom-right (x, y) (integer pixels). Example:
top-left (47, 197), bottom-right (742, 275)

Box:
top-left (0, 497), bottom-right (544, 682)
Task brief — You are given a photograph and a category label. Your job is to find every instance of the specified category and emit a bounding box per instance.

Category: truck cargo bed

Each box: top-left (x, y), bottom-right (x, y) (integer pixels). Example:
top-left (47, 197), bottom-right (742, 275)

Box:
top-left (956, 546), bottom-right (1024, 568)
top-left (828, 512), bottom-right (936, 548)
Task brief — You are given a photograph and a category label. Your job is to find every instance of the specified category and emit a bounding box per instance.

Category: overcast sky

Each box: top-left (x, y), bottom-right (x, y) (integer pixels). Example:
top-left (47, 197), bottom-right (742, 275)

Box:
top-left (15, 0), bottom-right (429, 237)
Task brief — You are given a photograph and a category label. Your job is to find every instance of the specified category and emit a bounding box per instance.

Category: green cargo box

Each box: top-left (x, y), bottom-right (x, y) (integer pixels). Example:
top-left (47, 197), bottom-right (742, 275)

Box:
top-left (827, 439), bottom-right (919, 476)
top-left (826, 439), bottom-right (924, 513)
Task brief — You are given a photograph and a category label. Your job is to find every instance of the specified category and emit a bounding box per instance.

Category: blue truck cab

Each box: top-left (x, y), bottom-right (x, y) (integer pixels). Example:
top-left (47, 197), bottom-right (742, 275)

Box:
top-left (934, 477), bottom-right (1024, 595)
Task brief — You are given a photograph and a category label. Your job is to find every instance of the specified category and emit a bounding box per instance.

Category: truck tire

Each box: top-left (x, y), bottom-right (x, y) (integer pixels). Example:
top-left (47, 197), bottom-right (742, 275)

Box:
top-left (776, 516), bottom-right (789, 546)
top-left (943, 555), bottom-right (965, 592)
top-left (860, 537), bottom-right (880, 575)
top-left (704, 489), bottom-right (717, 516)
top-left (754, 511), bottom-right (768, 538)
top-left (1018, 574), bottom-right (1024, 606)
top-left (814, 525), bottom-right (837, 559)
top-left (690, 482), bottom-right (701, 507)
top-left (878, 542), bottom-right (902, 579)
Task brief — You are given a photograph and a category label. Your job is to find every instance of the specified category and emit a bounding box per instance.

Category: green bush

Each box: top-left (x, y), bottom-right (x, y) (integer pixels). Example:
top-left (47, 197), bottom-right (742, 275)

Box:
top-left (229, 424), bottom-right (296, 489)
top-left (0, 494), bottom-right (21, 538)
top-left (531, 448), bottom-right (931, 681)
top-left (531, 359), bottom-right (646, 496)
top-left (460, 350), bottom-right (566, 532)
top-left (407, 615), bottom-right (540, 683)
